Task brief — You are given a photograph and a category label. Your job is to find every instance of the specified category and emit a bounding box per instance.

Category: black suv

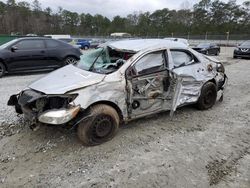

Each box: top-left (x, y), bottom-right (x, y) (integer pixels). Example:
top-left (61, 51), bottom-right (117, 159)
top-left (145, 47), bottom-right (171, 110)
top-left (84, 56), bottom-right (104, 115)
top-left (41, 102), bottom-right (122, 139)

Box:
top-left (0, 37), bottom-right (82, 77)
top-left (234, 41), bottom-right (250, 59)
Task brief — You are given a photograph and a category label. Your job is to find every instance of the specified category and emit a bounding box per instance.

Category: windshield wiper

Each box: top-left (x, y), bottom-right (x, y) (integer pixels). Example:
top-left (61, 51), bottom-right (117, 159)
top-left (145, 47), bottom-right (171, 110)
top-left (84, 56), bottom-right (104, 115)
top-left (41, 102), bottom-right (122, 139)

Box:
top-left (88, 49), bottom-right (104, 71)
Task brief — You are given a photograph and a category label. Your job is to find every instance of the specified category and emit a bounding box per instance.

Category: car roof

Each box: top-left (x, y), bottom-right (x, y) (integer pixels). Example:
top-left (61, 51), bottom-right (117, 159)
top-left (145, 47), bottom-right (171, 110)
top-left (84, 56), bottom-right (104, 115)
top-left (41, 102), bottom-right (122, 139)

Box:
top-left (16, 37), bottom-right (50, 40)
top-left (103, 39), bottom-right (187, 52)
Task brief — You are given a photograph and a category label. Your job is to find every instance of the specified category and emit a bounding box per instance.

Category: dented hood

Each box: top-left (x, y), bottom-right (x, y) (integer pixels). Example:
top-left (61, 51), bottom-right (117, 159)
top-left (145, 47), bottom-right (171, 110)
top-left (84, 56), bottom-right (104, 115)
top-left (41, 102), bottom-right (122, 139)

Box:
top-left (29, 65), bottom-right (105, 94)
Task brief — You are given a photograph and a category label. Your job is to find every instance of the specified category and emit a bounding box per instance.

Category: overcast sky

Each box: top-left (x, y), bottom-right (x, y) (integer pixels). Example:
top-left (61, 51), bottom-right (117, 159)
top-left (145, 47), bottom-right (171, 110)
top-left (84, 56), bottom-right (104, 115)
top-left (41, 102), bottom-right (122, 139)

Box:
top-left (2, 0), bottom-right (247, 19)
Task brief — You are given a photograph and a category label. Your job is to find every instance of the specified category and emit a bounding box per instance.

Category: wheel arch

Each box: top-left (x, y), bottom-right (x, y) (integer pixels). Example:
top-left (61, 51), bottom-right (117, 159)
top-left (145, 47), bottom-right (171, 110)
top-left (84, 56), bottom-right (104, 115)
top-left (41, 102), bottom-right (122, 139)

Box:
top-left (207, 78), bottom-right (219, 90)
top-left (63, 55), bottom-right (80, 61)
top-left (87, 100), bottom-right (124, 122)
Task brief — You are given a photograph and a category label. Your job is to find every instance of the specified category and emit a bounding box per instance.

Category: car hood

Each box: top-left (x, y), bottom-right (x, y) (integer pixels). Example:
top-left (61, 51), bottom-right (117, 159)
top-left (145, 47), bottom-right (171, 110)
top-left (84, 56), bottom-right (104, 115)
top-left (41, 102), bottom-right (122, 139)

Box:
top-left (28, 65), bottom-right (105, 94)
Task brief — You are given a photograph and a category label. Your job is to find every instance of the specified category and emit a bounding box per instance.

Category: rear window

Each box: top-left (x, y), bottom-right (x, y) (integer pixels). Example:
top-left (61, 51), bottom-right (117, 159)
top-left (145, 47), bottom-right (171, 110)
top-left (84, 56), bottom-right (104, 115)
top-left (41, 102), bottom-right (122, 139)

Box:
top-left (46, 39), bottom-right (61, 48)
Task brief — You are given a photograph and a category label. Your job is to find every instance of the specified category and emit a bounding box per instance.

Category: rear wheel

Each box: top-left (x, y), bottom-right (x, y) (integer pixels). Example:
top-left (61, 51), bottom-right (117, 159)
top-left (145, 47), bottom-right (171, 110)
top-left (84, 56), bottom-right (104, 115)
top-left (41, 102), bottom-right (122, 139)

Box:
top-left (0, 62), bottom-right (6, 78)
top-left (197, 82), bottom-right (217, 110)
top-left (64, 56), bottom-right (78, 65)
top-left (77, 104), bottom-right (119, 146)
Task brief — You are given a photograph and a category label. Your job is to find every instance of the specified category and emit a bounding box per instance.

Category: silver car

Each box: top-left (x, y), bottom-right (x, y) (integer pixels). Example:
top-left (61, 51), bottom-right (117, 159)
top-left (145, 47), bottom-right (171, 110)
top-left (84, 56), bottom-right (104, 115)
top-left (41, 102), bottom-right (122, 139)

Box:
top-left (8, 39), bottom-right (227, 146)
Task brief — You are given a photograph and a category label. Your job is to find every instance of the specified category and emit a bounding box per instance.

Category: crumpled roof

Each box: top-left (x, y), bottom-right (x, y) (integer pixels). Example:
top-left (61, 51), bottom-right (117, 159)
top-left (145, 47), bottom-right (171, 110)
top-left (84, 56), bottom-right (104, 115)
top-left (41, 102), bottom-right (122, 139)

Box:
top-left (104, 39), bottom-right (188, 52)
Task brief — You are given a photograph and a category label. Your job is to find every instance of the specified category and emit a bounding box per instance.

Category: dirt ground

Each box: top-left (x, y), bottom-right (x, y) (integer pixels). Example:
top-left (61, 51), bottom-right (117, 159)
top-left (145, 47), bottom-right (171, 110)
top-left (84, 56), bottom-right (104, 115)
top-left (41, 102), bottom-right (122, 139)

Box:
top-left (0, 47), bottom-right (249, 188)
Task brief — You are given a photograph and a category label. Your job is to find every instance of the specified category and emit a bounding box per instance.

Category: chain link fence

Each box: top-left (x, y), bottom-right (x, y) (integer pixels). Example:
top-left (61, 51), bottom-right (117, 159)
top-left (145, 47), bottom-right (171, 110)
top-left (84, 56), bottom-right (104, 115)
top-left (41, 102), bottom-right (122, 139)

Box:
top-left (1, 34), bottom-right (249, 46)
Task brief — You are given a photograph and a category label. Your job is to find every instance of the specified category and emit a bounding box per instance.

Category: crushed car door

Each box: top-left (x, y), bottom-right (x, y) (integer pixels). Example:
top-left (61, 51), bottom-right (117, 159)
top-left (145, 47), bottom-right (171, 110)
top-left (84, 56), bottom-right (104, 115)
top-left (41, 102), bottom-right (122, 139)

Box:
top-left (126, 50), bottom-right (176, 119)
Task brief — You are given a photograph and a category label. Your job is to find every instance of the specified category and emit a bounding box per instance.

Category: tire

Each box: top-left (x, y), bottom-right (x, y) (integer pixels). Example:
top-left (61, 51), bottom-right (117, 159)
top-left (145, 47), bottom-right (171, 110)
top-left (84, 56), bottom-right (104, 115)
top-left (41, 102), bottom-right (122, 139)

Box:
top-left (197, 82), bottom-right (217, 110)
top-left (0, 62), bottom-right (6, 78)
top-left (84, 46), bottom-right (89, 50)
top-left (77, 104), bottom-right (120, 146)
top-left (64, 56), bottom-right (77, 65)
top-left (215, 50), bottom-right (219, 56)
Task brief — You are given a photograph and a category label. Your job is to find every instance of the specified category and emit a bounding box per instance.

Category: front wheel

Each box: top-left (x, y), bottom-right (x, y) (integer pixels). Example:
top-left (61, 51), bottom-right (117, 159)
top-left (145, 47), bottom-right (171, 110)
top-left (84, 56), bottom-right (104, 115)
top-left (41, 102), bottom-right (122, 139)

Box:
top-left (197, 82), bottom-right (217, 110)
top-left (0, 62), bottom-right (6, 78)
top-left (77, 104), bottom-right (120, 146)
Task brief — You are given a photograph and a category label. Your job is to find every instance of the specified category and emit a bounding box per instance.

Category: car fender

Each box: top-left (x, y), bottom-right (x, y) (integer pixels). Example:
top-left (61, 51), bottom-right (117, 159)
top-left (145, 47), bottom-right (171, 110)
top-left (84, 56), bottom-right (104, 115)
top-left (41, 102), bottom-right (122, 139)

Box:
top-left (70, 78), bottom-right (128, 119)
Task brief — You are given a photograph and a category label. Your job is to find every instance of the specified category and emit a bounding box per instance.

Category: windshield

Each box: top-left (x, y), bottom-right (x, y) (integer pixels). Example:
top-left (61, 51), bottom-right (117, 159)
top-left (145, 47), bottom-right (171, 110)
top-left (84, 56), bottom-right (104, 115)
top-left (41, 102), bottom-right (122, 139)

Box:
top-left (76, 47), bottom-right (135, 74)
top-left (197, 43), bottom-right (210, 48)
top-left (240, 41), bottom-right (250, 47)
top-left (0, 39), bottom-right (18, 49)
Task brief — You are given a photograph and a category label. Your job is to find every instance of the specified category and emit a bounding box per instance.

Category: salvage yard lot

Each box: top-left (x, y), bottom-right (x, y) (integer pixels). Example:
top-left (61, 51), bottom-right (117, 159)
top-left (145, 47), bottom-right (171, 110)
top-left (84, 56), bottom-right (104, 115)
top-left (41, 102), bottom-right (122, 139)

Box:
top-left (0, 47), bottom-right (249, 187)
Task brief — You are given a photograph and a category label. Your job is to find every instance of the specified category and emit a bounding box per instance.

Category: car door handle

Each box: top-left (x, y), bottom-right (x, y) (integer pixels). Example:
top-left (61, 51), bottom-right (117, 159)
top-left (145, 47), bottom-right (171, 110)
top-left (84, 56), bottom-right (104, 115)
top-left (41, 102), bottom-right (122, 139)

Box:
top-left (40, 50), bottom-right (45, 53)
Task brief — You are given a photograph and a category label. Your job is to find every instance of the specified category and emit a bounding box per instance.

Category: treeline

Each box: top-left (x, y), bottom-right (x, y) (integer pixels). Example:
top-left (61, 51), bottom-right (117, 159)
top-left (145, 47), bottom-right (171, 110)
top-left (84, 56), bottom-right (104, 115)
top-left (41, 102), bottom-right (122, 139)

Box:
top-left (0, 0), bottom-right (250, 36)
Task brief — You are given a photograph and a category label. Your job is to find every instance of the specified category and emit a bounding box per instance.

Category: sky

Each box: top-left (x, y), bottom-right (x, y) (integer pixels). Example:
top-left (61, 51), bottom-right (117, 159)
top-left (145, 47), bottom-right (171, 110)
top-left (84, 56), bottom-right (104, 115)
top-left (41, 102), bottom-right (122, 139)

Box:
top-left (2, 0), bottom-right (247, 18)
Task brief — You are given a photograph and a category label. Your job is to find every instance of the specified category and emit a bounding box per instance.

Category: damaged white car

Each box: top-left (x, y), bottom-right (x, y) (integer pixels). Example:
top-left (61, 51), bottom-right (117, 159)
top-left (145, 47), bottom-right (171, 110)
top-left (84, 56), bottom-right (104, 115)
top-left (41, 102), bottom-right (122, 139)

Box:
top-left (8, 39), bottom-right (227, 146)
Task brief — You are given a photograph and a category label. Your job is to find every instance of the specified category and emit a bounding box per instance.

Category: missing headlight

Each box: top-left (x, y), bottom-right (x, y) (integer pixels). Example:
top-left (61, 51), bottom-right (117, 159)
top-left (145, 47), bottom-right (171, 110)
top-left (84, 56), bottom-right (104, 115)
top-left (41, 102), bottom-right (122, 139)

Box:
top-left (35, 98), bottom-right (47, 111)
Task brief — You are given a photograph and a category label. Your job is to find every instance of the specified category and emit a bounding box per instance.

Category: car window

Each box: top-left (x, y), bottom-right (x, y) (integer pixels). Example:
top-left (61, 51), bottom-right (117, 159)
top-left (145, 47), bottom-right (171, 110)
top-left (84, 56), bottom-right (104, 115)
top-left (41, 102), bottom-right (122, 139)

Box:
top-left (170, 50), bottom-right (193, 68)
top-left (15, 40), bottom-right (45, 50)
top-left (133, 52), bottom-right (165, 75)
top-left (46, 39), bottom-right (61, 48)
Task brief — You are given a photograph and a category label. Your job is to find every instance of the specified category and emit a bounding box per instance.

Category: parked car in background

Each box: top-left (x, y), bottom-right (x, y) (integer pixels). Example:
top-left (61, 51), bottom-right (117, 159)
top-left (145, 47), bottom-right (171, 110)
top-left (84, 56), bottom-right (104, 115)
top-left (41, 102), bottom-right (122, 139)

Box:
top-left (89, 38), bottom-right (107, 48)
top-left (8, 39), bottom-right (227, 146)
top-left (74, 38), bottom-right (90, 50)
top-left (58, 38), bottom-right (81, 49)
top-left (193, 43), bottom-right (220, 55)
top-left (234, 40), bottom-right (250, 59)
top-left (0, 37), bottom-right (81, 77)
top-left (164, 38), bottom-right (189, 46)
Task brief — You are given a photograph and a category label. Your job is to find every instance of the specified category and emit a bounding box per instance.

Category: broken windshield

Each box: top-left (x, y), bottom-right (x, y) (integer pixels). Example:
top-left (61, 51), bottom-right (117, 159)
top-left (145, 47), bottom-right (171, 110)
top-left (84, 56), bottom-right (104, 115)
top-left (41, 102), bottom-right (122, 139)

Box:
top-left (76, 47), bottom-right (134, 74)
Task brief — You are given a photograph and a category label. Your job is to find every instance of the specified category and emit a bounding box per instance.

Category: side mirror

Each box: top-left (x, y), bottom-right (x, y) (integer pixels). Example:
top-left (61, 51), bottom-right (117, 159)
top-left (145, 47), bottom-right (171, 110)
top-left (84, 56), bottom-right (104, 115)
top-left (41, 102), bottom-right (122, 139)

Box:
top-left (11, 46), bottom-right (18, 52)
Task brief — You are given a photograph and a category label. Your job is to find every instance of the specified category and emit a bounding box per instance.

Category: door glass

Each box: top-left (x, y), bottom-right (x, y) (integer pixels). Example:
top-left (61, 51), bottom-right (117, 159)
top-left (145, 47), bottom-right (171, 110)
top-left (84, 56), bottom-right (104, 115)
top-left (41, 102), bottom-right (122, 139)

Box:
top-left (15, 40), bottom-right (45, 50)
top-left (134, 52), bottom-right (164, 75)
top-left (170, 51), bottom-right (193, 68)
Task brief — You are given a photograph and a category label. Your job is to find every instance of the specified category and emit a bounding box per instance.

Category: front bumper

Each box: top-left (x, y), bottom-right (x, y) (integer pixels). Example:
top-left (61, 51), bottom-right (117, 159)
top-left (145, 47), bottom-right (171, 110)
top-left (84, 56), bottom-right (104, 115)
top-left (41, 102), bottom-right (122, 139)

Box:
top-left (234, 50), bottom-right (250, 58)
top-left (7, 90), bottom-right (81, 125)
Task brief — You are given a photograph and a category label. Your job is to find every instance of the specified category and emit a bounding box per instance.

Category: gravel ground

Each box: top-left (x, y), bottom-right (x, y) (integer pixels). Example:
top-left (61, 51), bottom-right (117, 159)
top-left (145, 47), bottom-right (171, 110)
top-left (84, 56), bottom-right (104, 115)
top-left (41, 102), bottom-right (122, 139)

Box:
top-left (0, 47), bottom-right (249, 187)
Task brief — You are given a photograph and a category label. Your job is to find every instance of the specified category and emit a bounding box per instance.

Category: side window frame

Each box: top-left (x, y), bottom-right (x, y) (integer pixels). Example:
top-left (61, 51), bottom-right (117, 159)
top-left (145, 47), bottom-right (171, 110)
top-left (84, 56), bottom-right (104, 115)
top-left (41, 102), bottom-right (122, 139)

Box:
top-left (126, 50), bottom-right (168, 78)
top-left (170, 49), bottom-right (199, 69)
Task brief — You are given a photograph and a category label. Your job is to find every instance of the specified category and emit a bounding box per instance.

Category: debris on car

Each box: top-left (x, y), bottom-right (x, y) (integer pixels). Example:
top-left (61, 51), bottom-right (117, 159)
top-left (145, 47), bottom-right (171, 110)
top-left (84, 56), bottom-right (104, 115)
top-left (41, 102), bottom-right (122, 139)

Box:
top-left (8, 39), bottom-right (228, 146)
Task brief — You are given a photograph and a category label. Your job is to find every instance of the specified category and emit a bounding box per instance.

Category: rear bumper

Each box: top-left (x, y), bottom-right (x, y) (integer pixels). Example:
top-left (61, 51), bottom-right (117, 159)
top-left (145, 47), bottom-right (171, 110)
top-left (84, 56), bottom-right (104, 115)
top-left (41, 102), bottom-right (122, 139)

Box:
top-left (217, 74), bottom-right (228, 101)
